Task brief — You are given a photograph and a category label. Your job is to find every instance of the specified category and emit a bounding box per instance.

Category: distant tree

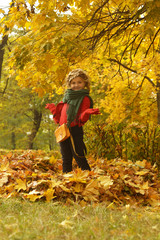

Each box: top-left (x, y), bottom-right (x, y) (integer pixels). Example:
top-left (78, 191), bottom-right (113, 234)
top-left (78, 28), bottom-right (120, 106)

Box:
top-left (0, 78), bottom-right (53, 149)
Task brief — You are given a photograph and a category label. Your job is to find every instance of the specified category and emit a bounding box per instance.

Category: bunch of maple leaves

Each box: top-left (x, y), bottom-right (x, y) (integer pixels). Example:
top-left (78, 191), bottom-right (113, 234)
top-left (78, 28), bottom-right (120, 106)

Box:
top-left (0, 150), bottom-right (160, 207)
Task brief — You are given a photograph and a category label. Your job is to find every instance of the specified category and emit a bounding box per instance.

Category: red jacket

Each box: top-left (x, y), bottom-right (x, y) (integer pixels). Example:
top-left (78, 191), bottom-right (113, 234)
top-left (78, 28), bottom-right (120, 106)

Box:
top-left (54, 96), bottom-right (91, 127)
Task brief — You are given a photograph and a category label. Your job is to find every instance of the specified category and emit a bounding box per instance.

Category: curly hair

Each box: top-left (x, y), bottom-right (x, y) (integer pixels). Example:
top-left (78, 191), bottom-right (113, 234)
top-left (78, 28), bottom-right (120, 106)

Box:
top-left (65, 69), bottom-right (90, 91)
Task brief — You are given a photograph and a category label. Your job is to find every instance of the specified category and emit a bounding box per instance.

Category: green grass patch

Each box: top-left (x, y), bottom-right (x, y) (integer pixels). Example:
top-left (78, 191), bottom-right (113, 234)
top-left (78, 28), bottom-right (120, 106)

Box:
top-left (0, 199), bottom-right (160, 240)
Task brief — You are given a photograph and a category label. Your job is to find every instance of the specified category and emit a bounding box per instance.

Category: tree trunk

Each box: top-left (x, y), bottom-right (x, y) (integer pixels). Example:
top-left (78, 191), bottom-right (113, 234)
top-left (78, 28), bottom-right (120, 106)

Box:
top-left (11, 132), bottom-right (16, 149)
top-left (157, 75), bottom-right (160, 125)
top-left (28, 109), bottom-right (42, 149)
top-left (0, 33), bottom-right (8, 81)
top-left (0, 1), bottom-right (17, 81)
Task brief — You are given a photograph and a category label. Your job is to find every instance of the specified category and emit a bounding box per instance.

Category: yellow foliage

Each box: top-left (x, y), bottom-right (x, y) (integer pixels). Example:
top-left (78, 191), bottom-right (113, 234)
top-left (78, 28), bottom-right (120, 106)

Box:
top-left (0, 9), bottom-right (5, 15)
top-left (28, 0), bottom-right (36, 5)
top-left (1, 0), bottom-right (160, 124)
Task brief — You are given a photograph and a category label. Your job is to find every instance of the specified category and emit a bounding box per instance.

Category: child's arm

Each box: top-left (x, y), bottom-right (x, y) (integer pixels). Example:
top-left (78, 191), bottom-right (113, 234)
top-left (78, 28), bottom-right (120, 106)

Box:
top-left (80, 108), bottom-right (100, 123)
top-left (78, 97), bottom-right (100, 126)
top-left (45, 103), bottom-right (56, 114)
top-left (45, 102), bottom-right (64, 124)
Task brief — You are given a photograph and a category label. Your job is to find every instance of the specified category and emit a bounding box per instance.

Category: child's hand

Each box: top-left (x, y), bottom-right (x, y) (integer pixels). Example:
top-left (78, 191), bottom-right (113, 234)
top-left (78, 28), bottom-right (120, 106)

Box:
top-left (88, 108), bottom-right (100, 115)
top-left (84, 108), bottom-right (100, 115)
top-left (80, 108), bottom-right (100, 122)
top-left (45, 103), bottom-right (56, 114)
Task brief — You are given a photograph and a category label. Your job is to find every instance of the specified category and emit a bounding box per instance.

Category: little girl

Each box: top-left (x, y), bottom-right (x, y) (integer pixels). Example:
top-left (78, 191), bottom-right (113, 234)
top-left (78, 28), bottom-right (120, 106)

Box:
top-left (45, 69), bottom-right (100, 173)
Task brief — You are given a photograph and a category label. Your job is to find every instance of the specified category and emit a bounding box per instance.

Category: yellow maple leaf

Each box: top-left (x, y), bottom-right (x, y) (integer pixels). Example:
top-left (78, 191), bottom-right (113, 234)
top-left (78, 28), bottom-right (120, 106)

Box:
top-left (51, 179), bottom-right (62, 188)
top-left (15, 179), bottom-right (27, 192)
top-left (4, 184), bottom-right (15, 193)
top-left (74, 183), bottom-right (84, 193)
top-left (124, 180), bottom-right (138, 188)
top-left (0, 161), bottom-right (9, 171)
top-left (24, 190), bottom-right (44, 202)
top-left (49, 155), bottom-right (57, 164)
top-left (25, 21), bottom-right (31, 30)
top-left (135, 170), bottom-right (149, 176)
top-left (0, 174), bottom-right (8, 187)
top-left (25, 194), bottom-right (43, 202)
top-left (135, 160), bottom-right (147, 168)
top-left (98, 176), bottom-right (113, 190)
top-left (27, 0), bottom-right (37, 6)
top-left (82, 180), bottom-right (99, 198)
top-left (44, 188), bottom-right (56, 202)
top-left (0, 9), bottom-right (5, 15)
top-left (141, 181), bottom-right (149, 190)
top-left (64, 169), bottom-right (89, 183)
top-left (148, 198), bottom-right (160, 207)
top-left (135, 188), bottom-right (145, 195)
top-left (59, 219), bottom-right (74, 229)
top-left (80, 200), bottom-right (87, 207)
top-left (59, 185), bottom-right (71, 193)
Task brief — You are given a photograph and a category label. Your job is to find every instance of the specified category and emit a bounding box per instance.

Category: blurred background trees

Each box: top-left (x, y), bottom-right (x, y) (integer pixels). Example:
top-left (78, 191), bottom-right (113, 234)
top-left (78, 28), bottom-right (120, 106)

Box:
top-left (0, 0), bottom-right (160, 163)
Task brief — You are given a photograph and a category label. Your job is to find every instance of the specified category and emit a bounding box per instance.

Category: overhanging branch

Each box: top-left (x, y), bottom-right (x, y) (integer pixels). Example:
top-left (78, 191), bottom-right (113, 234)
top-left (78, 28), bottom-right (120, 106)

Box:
top-left (108, 58), bottom-right (156, 88)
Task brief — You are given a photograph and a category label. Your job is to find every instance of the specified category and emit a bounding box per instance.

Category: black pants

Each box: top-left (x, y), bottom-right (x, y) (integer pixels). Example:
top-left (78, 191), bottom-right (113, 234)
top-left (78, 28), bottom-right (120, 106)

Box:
top-left (59, 125), bottom-right (91, 173)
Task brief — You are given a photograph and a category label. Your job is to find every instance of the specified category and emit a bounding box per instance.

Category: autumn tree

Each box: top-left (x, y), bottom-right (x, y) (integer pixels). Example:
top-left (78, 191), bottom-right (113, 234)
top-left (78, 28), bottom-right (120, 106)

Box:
top-left (0, 1), bottom-right (15, 81)
top-left (0, 0), bottom-right (159, 124)
top-left (0, 77), bottom-right (57, 149)
top-left (75, 0), bottom-right (160, 124)
top-left (0, 28), bottom-right (8, 81)
top-left (0, 0), bottom-right (160, 159)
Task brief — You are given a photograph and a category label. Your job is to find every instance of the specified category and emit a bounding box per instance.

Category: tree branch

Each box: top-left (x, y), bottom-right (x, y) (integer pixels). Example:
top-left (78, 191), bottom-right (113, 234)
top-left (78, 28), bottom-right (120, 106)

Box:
top-left (145, 28), bottom-right (160, 58)
top-left (128, 76), bottom-right (145, 105)
top-left (0, 31), bottom-right (8, 81)
top-left (77, 0), bottom-right (109, 37)
top-left (1, 78), bottom-right (9, 95)
top-left (108, 58), bottom-right (156, 88)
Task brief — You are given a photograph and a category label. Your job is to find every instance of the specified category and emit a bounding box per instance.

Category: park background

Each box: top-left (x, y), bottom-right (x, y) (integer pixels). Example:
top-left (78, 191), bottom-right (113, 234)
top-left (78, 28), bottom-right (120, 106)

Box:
top-left (0, 0), bottom-right (160, 164)
top-left (0, 1), bottom-right (160, 239)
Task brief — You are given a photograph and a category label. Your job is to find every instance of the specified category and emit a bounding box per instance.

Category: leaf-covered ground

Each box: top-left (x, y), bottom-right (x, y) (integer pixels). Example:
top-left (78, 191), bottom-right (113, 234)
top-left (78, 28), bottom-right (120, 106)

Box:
top-left (0, 150), bottom-right (160, 207)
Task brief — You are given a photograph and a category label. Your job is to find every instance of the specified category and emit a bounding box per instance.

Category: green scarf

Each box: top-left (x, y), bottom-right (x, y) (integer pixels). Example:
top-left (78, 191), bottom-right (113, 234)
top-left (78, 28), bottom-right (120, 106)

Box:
top-left (63, 89), bottom-right (93, 128)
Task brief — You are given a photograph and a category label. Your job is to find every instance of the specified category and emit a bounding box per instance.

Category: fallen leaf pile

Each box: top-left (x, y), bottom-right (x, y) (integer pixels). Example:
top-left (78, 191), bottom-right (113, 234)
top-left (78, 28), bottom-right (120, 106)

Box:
top-left (0, 150), bottom-right (160, 206)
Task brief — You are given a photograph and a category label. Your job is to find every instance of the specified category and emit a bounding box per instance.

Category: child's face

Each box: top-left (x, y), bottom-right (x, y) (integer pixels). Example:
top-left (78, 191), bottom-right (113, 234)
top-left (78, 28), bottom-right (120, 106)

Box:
top-left (70, 77), bottom-right (86, 91)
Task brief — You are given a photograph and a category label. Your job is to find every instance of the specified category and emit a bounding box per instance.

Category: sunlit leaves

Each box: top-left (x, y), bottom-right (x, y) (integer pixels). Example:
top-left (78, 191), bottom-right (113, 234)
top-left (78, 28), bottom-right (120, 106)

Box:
top-left (0, 9), bottom-right (5, 15)
top-left (0, 150), bottom-right (160, 207)
top-left (1, 0), bottom-right (160, 125)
